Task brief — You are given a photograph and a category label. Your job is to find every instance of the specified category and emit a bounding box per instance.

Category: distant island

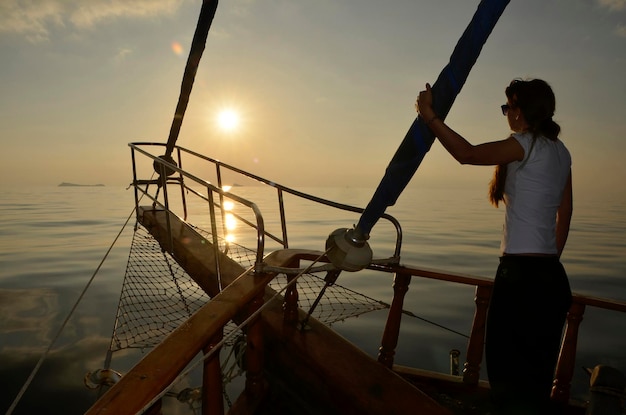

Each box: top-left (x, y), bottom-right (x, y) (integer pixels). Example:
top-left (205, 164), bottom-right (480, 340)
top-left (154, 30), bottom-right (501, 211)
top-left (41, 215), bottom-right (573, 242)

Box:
top-left (58, 182), bottom-right (105, 187)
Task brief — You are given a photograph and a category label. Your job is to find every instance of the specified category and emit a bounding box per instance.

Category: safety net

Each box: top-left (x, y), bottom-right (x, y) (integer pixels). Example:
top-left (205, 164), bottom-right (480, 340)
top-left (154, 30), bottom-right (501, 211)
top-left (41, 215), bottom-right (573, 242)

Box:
top-left (109, 223), bottom-right (388, 353)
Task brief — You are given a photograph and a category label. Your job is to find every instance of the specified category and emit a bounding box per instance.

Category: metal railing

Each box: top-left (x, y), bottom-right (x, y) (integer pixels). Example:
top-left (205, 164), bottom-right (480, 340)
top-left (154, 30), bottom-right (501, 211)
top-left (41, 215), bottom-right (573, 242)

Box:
top-left (129, 142), bottom-right (403, 267)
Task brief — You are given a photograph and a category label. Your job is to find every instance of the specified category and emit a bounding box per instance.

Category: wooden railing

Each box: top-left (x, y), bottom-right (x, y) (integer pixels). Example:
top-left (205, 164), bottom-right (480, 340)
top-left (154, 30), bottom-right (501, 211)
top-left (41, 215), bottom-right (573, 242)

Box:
top-left (552, 295), bottom-right (626, 402)
top-left (369, 262), bottom-right (626, 404)
top-left (371, 262), bottom-right (493, 385)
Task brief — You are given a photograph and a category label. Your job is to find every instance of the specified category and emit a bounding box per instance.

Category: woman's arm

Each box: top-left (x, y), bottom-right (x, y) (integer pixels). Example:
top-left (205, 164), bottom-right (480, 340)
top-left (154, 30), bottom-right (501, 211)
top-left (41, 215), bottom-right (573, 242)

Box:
top-left (556, 170), bottom-right (573, 257)
top-left (417, 83), bottom-right (524, 166)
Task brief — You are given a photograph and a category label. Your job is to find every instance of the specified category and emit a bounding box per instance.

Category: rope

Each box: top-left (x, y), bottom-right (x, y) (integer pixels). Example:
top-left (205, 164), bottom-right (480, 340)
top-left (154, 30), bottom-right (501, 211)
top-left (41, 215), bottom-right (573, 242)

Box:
top-left (268, 267), bottom-right (469, 340)
top-left (136, 248), bottom-right (332, 414)
top-left (260, 263), bottom-right (336, 275)
top-left (264, 261), bottom-right (470, 339)
top-left (260, 257), bottom-right (399, 275)
top-left (164, 249), bottom-right (193, 316)
top-left (104, 183), bottom-right (153, 372)
top-left (398, 306), bottom-right (470, 339)
top-left (220, 334), bottom-right (246, 408)
top-left (6, 205), bottom-right (137, 415)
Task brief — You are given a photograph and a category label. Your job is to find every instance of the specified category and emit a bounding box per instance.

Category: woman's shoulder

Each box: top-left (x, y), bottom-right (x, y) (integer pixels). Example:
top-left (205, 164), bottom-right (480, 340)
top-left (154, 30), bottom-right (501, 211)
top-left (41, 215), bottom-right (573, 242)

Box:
top-left (534, 135), bottom-right (572, 165)
top-left (510, 131), bottom-right (534, 150)
top-left (556, 138), bottom-right (572, 163)
top-left (511, 131), bottom-right (533, 141)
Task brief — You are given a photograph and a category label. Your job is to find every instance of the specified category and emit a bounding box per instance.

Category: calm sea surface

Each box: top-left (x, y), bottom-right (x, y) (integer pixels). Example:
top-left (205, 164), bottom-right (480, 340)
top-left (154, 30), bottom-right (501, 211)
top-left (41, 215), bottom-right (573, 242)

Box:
top-left (1, 185), bottom-right (625, 414)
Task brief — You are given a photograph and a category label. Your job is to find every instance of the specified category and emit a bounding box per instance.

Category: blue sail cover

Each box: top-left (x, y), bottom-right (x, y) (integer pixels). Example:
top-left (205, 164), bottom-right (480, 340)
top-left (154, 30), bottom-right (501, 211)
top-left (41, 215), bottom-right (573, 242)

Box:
top-left (356, 0), bottom-right (510, 236)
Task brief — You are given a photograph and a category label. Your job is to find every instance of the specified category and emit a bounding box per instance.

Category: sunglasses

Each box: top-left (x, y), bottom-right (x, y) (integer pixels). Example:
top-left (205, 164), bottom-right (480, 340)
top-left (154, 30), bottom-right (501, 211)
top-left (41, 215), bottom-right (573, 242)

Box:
top-left (501, 104), bottom-right (510, 116)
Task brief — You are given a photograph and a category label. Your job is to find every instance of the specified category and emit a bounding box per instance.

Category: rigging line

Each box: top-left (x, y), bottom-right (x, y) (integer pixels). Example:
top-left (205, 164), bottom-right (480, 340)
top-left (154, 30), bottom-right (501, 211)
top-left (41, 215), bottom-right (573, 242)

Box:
top-left (164, 250), bottom-right (193, 317)
top-left (6, 204), bottom-right (138, 415)
top-left (397, 305), bottom-right (469, 339)
top-left (105, 176), bottom-right (156, 373)
top-left (267, 263), bottom-right (469, 338)
top-left (137, 248), bottom-right (332, 415)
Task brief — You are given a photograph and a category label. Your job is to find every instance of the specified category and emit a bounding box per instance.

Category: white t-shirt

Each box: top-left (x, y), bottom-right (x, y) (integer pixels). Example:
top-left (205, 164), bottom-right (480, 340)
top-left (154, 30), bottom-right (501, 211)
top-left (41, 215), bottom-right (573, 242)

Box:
top-left (501, 131), bottom-right (571, 255)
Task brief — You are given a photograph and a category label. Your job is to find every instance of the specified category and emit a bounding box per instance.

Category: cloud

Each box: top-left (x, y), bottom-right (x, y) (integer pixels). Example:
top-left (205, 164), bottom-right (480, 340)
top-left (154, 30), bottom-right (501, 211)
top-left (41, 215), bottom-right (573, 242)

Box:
top-left (0, 0), bottom-right (186, 43)
top-left (597, 0), bottom-right (626, 11)
top-left (115, 47), bottom-right (134, 64)
top-left (0, 0), bottom-right (65, 43)
top-left (229, 0), bottom-right (256, 18)
top-left (70, 0), bottom-right (184, 29)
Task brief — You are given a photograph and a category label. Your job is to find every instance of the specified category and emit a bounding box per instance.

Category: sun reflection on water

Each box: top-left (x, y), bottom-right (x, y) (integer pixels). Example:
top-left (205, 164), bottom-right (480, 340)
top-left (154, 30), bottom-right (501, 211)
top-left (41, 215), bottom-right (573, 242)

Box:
top-left (223, 199), bottom-right (236, 243)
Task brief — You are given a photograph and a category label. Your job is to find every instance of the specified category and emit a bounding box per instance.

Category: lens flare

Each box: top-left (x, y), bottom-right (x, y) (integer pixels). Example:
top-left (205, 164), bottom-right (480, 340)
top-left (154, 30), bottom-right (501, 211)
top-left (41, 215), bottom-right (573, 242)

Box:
top-left (171, 41), bottom-right (184, 56)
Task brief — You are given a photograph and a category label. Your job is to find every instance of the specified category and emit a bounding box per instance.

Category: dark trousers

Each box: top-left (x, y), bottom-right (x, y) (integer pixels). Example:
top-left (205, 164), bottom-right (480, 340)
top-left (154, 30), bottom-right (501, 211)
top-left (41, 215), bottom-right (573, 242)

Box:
top-left (486, 256), bottom-right (572, 415)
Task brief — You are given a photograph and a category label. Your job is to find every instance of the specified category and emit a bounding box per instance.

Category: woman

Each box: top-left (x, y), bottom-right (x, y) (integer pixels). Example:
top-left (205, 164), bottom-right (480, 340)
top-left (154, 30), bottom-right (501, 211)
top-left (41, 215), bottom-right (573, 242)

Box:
top-left (416, 79), bottom-right (573, 414)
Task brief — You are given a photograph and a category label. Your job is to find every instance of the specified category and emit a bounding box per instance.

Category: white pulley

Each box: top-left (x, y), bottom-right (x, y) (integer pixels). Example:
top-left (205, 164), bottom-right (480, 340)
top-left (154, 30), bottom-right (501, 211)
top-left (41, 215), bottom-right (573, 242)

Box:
top-left (325, 227), bottom-right (373, 272)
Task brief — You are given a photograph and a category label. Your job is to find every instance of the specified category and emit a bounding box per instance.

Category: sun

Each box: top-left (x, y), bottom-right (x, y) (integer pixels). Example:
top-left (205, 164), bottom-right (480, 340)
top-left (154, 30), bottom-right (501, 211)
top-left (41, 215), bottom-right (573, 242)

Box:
top-left (217, 109), bottom-right (240, 132)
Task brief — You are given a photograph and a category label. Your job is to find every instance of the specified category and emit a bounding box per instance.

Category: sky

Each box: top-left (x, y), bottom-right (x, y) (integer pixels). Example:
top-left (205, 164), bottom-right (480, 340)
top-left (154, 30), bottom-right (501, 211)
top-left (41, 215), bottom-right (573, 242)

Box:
top-left (0, 0), bottom-right (624, 201)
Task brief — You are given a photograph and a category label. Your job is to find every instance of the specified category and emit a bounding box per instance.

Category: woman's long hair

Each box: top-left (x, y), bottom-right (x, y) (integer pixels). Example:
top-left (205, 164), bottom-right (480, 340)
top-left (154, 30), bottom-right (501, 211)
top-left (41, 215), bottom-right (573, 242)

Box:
top-left (489, 79), bottom-right (561, 207)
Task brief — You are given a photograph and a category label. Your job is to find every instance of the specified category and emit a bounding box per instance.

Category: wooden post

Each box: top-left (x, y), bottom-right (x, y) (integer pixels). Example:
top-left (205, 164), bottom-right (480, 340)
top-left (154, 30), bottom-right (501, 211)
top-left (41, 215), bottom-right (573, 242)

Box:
top-left (245, 293), bottom-right (266, 399)
top-left (202, 330), bottom-right (224, 415)
top-left (378, 271), bottom-right (411, 368)
top-left (551, 301), bottom-right (586, 403)
top-left (283, 258), bottom-right (300, 325)
top-left (463, 285), bottom-right (491, 385)
top-left (284, 273), bottom-right (299, 325)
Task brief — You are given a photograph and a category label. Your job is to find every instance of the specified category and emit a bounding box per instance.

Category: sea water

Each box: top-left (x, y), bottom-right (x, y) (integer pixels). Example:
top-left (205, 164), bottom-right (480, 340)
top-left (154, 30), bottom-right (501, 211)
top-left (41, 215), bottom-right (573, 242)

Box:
top-left (1, 185), bottom-right (625, 414)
